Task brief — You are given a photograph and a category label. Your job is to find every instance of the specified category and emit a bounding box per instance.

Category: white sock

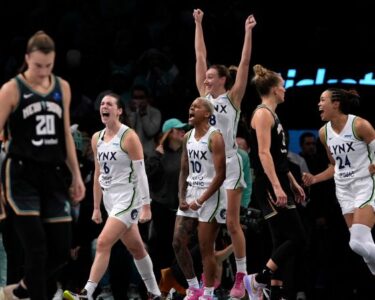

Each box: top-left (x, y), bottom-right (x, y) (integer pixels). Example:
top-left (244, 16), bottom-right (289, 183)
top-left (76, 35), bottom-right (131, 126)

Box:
top-left (235, 256), bottom-right (247, 274)
top-left (84, 280), bottom-right (98, 297)
top-left (363, 257), bottom-right (375, 275)
top-left (134, 255), bottom-right (161, 296)
top-left (203, 286), bottom-right (214, 296)
top-left (350, 224), bottom-right (375, 275)
top-left (186, 277), bottom-right (200, 289)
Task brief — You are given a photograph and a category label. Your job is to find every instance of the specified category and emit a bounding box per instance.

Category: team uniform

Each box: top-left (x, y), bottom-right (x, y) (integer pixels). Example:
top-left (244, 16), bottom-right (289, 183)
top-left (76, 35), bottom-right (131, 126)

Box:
top-left (177, 127), bottom-right (226, 223)
top-left (206, 92), bottom-right (245, 190)
top-left (325, 114), bottom-right (375, 215)
top-left (248, 104), bottom-right (307, 288)
top-left (96, 124), bottom-right (143, 227)
top-left (249, 105), bottom-right (296, 219)
top-left (1, 74), bottom-right (71, 222)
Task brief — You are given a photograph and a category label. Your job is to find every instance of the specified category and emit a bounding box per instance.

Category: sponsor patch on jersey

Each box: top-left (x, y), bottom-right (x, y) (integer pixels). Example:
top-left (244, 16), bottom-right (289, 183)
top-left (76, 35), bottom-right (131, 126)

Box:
top-left (31, 139), bottom-right (44, 147)
top-left (53, 92), bottom-right (62, 101)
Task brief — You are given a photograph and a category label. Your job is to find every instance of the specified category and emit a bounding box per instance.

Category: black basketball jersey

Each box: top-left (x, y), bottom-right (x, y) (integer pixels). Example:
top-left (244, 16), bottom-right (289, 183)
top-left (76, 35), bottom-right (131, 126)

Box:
top-left (250, 104), bottom-right (289, 177)
top-left (6, 74), bottom-right (66, 163)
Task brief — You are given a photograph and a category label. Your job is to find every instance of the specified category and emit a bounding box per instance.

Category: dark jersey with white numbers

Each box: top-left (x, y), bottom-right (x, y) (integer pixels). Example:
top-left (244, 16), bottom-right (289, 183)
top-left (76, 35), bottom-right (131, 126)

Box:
top-left (6, 74), bottom-right (66, 163)
top-left (250, 104), bottom-right (289, 177)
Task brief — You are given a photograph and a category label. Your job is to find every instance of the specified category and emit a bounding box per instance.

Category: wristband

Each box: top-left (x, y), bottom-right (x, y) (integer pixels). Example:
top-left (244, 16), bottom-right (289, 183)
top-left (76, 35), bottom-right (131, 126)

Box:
top-left (194, 199), bottom-right (202, 207)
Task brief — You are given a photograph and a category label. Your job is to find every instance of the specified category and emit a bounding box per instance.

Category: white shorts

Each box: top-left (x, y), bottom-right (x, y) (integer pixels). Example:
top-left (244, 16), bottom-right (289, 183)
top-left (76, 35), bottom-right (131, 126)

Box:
top-left (102, 186), bottom-right (142, 227)
top-left (335, 176), bottom-right (375, 215)
top-left (224, 152), bottom-right (246, 190)
top-left (177, 185), bottom-right (227, 223)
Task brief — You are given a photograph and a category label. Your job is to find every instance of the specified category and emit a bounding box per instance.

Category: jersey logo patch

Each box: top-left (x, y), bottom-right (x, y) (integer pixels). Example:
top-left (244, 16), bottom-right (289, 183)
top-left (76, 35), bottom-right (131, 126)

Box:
top-left (23, 93), bottom-right (33, 99)
top-left (220, 208), bottom-right (226, 220)
top-left (31, 139), bottom-right (44, 146)
top-left (53, 92), bottom-right (62, 101)
top-left (131, 209), bottom-right (138, 220)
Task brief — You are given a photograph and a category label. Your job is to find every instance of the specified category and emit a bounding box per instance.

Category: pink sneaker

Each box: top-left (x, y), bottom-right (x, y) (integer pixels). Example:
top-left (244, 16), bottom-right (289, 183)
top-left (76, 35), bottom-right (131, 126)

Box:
top-left (183, 287), bottom-right (203, 300)
top-left (229, 272), bottom-right (246, 299)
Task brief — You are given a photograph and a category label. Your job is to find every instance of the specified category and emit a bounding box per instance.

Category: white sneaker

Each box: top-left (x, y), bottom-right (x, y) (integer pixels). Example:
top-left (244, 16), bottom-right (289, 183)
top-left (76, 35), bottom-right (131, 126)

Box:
top-left (52, 287), bottom-right (64, 300)
top-left (127, 284), bottom-right (141, 300)
top-left (262, 287), bottom-right (270, 300)
top-left (296, 291), bottom-right (306, 300)
top-left (243, 274), bottom-right (265, 300)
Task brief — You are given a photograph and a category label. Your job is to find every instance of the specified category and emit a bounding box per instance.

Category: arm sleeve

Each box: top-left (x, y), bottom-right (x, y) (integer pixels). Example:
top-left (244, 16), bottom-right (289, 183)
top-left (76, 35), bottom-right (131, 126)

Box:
top-left (132, 159), bottom-right (151, 204)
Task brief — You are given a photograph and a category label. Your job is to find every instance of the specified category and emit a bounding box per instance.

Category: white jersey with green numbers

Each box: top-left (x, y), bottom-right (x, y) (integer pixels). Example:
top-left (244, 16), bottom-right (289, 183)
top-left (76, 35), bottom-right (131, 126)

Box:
top-left (326, 114), bottom-right (373, 184)
top-left (97, 124), bottom-right (136, 190)
top-left (186, 126), bottom-right (219, 188)
top-left (206, 92), bottom-right (240, 156)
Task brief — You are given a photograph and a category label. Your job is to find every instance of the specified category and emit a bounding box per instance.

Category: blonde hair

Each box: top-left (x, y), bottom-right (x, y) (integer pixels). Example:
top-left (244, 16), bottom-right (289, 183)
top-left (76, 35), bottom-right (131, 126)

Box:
top-left (251, 64), bottom-right (282, 96)
top-left (26, 30), bottom-right (55, 54)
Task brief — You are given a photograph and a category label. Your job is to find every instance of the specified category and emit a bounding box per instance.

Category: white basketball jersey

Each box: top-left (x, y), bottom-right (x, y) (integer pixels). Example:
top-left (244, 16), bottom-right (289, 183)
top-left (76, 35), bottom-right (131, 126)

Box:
top-left (186, 126), bottom-right (219, 188)
top-left (97, 124), bottom-right (136, 190)
top-left (326, 114), bottom-right (373, 184)
top-left (206, 92), bottom-right (240, 155)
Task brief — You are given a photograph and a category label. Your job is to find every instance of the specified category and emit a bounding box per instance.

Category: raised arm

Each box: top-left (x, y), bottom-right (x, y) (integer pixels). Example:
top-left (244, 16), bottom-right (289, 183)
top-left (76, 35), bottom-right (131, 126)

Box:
top-left (193, 8), bottom-right (208, 96)
top-left (229, 14), bottom-right (256, 107)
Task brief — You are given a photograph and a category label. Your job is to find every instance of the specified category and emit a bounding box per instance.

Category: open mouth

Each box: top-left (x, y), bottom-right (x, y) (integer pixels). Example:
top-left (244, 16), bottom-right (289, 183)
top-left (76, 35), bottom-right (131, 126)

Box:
top-left (188, 112), bottom-right (195, 123)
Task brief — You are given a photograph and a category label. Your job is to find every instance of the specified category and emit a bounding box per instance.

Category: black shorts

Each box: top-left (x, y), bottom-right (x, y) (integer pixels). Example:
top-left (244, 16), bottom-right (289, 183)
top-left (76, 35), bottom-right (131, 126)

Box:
top-left (253, 172), bottom-right (296, 220)
top-left (1, 156), bottom-right (72, 223)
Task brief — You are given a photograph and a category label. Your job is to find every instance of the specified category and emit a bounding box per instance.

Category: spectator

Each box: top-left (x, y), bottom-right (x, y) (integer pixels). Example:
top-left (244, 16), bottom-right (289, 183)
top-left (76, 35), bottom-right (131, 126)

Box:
top-left (126, 84), bottom-right (162, 159)
top-left (146, 118), bottom-right (189, 283)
